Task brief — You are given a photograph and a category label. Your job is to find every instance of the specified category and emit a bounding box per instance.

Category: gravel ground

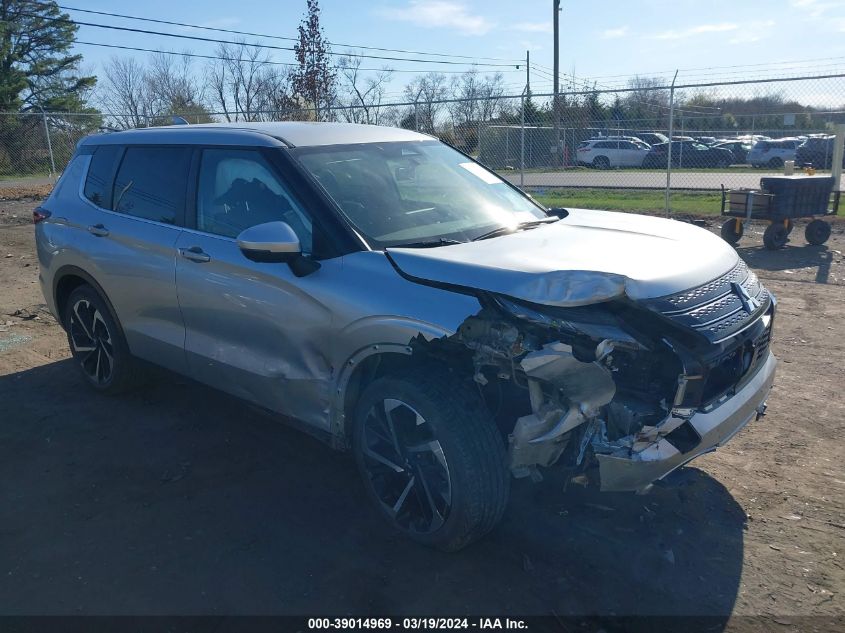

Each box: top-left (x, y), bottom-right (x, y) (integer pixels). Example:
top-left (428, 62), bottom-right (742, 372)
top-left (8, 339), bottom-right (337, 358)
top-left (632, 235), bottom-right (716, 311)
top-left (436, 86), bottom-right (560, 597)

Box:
top-left (1, 196), bottom-right (844, 631)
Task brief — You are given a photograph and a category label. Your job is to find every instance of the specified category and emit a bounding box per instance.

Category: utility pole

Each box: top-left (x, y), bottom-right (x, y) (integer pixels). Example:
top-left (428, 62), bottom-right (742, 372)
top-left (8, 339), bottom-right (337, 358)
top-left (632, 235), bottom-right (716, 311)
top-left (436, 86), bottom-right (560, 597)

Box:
top-left (526, 50), bottom-right (530, 92)
top-left (553, 0), bottom-right (560, 164)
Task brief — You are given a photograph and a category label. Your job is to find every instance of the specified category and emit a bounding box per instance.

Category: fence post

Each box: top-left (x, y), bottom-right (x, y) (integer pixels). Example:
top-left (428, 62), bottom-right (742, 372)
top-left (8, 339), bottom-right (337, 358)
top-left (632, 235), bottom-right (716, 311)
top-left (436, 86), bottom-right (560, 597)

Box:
top-left (832, 124), bottom-right (844, 191)
top-left (37, 106), bottom-right (56, 178)
top-left (664, 70), bottom-right (679, 217)
top-left (520, 87), bottom-right (526, 188)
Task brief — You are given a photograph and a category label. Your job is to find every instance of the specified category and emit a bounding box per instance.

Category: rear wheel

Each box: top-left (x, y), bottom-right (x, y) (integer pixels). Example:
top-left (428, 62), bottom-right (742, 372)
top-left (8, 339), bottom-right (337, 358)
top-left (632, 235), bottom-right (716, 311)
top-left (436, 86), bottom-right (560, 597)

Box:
top-left (64, 285), bottom-right (137, 394)
top-left (768, 157), bottom-right (783, 169)
top-left (720, 219), bottom-right (744, 245)
top-left (763, 223), bottom-right (789, 250)
top-left (592, 156), bottom-right (610, 170)
top-left (352, 370), bottom-right (509, 551)
top-left (805, 219), bottom-right (831, 245)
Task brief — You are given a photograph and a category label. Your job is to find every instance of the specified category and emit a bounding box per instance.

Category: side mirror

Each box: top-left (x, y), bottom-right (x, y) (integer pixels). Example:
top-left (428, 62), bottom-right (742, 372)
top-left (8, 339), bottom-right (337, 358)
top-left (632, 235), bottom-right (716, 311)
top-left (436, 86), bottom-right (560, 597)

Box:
top-left (236, 221), bottom-right (301, 263)
top-left (236, 221), bottom-right (321, 277)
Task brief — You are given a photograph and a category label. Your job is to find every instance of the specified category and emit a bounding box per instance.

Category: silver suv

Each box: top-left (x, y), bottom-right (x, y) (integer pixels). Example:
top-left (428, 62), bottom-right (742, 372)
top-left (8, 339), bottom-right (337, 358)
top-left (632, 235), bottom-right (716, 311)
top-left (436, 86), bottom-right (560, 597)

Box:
top-left (35, 122), bottom-right (777, 551)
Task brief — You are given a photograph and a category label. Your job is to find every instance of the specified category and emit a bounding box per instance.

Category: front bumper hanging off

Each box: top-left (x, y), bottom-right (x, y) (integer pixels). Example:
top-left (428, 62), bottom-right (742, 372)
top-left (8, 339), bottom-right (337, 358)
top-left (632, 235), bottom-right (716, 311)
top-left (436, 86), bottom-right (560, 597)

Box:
top-left (596, 351), bottom-right (777, 493)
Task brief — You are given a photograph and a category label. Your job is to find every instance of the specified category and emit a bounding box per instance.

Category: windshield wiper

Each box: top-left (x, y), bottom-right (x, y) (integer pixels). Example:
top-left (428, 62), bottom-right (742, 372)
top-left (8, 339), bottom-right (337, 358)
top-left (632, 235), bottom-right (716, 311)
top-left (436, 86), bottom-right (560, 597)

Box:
top-left (392, 238), bottom-right (464, 249)
top-left (472, 217), bottom-right (560, 242)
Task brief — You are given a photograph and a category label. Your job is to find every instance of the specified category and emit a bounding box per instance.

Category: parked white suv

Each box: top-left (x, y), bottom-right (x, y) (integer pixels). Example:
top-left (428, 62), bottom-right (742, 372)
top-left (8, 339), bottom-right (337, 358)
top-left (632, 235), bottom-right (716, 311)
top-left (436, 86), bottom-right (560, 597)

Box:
top-left (577, 139), bottom-right (651, 169)
top-left (746, 138), bottom-right (804, 168)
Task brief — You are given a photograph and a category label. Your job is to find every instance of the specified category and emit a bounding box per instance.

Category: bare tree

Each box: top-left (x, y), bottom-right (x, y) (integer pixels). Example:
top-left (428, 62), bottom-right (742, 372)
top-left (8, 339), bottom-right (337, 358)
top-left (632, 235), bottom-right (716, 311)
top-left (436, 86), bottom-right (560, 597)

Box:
top-left (147, 52), bottom-right (207, 118)
top-left (99, 56), bottom-right (154, 129)
top-left (207, 41), bottom-right (271, 122)
top-left (404, 72), bottom-right (449, 134)
top-left (255, 66), bottom-right (300, 121)
top-left (336, 53), bottom-right (392, 124)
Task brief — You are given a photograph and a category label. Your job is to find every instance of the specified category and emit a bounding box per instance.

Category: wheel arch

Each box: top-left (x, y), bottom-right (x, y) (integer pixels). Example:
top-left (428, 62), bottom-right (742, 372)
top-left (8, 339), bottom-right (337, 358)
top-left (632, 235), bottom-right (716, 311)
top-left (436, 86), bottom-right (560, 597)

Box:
top-left (53, 266), bottom-right (123, 338)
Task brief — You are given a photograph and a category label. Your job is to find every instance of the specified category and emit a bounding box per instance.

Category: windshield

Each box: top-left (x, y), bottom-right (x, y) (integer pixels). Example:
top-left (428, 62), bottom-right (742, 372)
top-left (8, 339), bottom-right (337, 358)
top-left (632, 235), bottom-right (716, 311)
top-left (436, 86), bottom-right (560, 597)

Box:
top-left (292, 140), bottom-right (547, 248)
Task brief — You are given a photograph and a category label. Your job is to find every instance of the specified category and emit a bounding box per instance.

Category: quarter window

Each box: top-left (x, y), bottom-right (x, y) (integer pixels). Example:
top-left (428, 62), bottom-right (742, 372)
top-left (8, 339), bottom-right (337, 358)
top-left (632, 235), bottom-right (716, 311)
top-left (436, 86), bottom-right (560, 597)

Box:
top-left (83, 145), bottom-right (121, 209)
top-left (196, 148), bottom-right (313, 253)
top-left (113, 146), bottom-right (192, 224)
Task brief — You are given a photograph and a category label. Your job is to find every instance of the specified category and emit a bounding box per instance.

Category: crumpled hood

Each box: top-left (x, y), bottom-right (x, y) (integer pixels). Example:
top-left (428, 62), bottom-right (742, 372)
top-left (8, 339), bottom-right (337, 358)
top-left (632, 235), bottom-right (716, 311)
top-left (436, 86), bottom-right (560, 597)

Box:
top-left (386, 208), bottom-right (739, 307)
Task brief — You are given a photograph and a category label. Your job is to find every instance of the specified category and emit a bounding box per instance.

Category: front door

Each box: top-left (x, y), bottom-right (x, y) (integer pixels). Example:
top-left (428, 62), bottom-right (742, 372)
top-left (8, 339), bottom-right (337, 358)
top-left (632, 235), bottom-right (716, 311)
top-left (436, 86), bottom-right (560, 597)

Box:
top-left (174, 147), bottom-right (335, 430)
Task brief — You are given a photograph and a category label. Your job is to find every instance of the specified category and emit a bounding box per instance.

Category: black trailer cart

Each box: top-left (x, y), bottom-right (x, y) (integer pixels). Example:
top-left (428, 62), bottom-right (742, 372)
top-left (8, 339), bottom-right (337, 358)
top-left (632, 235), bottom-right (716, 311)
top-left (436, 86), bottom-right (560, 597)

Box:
top-left (720, 174), bottom-right (840, 250)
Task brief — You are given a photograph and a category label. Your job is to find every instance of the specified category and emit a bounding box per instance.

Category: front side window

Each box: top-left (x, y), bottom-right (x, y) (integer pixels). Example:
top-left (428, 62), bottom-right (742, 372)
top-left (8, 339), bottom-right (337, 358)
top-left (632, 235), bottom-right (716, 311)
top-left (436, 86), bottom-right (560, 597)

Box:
top-left (293, 141), bottom-right (546, 248)
top-left (113, 146), bottom-right (192, 224)
top-left (196, 148), bottom-right (313, 254)
top-left (83, 145), bottom-right (121, 208)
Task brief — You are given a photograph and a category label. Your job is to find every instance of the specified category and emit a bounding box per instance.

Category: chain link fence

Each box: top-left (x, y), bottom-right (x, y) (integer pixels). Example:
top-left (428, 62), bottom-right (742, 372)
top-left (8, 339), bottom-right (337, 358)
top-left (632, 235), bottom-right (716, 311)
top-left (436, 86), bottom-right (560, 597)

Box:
top-left (1, 73), bottom-right (843, 214)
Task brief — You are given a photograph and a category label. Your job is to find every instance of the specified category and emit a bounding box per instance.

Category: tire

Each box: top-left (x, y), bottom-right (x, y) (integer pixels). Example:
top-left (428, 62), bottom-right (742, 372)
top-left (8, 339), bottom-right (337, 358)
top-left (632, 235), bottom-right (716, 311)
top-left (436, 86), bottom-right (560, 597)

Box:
top-left (768, 157), bottom-right (783, 169)
top-left (805, 219), bottom-right (831, 245)
top-left (63, 285), bottom-right (138, 394)
top-left (352, 369), bottom-right (509, 551)
top-left (718, 158), bottom-right (731, 168)
top-left (592, 156), bottom-right (610, 170)
top-left (763, 223), bottom-right (789, 250)
top-left (720, 219), bottom-right (743, 245)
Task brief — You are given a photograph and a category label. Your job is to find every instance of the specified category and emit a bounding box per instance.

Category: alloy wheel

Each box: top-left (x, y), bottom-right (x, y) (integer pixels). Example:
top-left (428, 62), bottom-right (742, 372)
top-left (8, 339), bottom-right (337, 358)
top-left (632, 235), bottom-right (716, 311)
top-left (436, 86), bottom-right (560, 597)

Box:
top-left (360, 398), bottom-right (452, 534)
top-left (68, 299), bottom-right (114, 385)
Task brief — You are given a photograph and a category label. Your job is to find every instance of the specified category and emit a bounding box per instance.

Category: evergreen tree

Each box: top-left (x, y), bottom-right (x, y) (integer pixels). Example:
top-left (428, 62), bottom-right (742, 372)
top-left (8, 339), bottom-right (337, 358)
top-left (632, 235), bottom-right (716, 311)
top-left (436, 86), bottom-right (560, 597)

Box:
top-left (0, 0), bottom-right (96, 112)
top-left (292, 0), bottom-right (336, 121)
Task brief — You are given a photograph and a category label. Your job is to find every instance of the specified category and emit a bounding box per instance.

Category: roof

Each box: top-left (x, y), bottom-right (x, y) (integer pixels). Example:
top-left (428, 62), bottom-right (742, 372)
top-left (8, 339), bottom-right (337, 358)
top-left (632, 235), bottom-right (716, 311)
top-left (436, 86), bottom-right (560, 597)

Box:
top-left (79, 121), bottom-right (433, 149)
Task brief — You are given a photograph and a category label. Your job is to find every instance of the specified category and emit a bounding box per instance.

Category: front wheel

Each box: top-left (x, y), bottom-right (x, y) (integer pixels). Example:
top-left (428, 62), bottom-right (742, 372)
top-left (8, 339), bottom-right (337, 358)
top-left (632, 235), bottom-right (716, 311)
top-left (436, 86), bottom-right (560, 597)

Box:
top-left (353, 370), bottom-right (509, 551)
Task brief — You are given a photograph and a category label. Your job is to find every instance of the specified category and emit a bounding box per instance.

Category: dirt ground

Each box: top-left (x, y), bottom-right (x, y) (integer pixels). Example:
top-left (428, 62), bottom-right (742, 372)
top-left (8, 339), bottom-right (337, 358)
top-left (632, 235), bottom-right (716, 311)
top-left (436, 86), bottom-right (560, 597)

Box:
top-left (1, 194), bottom-right (844, 630)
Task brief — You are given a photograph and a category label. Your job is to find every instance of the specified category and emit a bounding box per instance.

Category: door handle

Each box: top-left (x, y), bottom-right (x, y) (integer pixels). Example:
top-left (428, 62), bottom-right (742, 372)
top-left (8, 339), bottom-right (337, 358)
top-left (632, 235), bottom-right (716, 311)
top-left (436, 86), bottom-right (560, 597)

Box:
top-left (87, 223), bottom-right (109, 237)
top-left (179, 246), bottom-right (211, 263)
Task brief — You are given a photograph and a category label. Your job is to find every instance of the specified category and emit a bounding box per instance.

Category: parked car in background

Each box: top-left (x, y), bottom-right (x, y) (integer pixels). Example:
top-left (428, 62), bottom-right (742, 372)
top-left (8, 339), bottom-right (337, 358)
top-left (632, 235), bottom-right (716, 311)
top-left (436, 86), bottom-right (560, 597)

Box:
top-left (746, 138), bottom-right (803, 168)
top-left (672, 136), bottom-right (696, 142)
top-left (35, 121), bottom-right (777, 551)
top-left (642, 141), bottom-right (734, 168)
top-left (713, 140), bottom-right (752, 164)
top-left (635, 132), bottom-right (668, 146)
top-left (694, 136), bottom-right (718, 146)
top-left (576, 139), bottom-right (650, 168)
top-left (795, 135), bottom-right (844, 169)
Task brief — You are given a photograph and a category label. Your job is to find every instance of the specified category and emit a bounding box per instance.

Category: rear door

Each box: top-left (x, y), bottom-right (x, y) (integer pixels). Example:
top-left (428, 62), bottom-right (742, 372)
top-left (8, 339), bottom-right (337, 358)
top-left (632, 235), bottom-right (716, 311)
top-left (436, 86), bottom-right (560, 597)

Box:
top-left (174, 147), bottom-right (336, 428)
top-left (78, 144), bottom-right (190, 373)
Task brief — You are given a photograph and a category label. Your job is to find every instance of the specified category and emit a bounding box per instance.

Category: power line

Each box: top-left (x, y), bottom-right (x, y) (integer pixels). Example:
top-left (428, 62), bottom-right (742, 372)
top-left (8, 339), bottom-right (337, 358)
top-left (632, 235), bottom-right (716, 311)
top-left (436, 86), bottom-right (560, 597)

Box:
top-left (53, 3), bottom-right (523, 64)
top-left (531, 56), bottom-right (845, 84)
top-left (17, 10), bottom-right (519, 69)
top-left (72, 40), bottom-right (524, 75)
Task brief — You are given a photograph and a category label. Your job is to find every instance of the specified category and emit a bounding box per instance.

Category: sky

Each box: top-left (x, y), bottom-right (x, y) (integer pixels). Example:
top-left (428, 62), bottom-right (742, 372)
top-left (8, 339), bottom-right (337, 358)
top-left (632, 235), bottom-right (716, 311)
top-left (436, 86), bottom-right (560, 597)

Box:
top-left (65, 0), bottom-right (845, 105)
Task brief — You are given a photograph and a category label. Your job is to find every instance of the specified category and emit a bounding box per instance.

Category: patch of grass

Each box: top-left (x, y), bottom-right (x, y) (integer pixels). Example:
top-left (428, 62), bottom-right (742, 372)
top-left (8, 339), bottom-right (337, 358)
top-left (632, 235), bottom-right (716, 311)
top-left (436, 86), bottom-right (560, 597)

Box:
top-left (533, 188), bottom-right (723, 216)
top-left (0, 172), bottom-right (52, 181)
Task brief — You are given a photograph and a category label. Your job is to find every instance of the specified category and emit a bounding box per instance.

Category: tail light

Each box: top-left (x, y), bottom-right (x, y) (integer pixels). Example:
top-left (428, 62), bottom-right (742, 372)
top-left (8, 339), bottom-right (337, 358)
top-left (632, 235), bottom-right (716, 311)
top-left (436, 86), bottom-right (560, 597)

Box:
top-left (33, 207), bottom-right (51, 224)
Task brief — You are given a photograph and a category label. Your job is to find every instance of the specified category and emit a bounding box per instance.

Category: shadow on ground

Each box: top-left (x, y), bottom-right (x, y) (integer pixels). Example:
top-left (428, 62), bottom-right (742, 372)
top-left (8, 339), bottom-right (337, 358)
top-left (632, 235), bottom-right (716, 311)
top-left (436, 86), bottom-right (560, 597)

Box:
top-left (0, 360), bottom-right (745, 620)
top-left (738, 242), bottom-right (835, 283)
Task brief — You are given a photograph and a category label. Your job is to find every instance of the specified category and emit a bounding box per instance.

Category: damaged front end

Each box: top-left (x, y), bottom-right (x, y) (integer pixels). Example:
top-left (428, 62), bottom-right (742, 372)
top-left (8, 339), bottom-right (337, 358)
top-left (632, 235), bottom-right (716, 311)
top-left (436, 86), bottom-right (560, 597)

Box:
top-left (411, 260), bottom-right (777, 493)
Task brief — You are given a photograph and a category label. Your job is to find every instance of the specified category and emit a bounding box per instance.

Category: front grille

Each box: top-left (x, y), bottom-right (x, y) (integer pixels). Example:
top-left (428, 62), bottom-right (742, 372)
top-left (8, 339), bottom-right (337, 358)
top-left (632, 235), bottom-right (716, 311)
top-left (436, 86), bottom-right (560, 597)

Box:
top-left (645, 259), bottom-right (771, 343)
top-left (700, 319), bottom-right (772, 403)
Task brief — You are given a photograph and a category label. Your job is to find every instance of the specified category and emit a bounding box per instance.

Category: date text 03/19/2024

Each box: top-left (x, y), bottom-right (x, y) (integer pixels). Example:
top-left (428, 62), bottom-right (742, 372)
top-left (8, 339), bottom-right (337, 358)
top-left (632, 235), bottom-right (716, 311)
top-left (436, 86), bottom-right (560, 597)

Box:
top-left (307, 618), bottom-right (529, 630)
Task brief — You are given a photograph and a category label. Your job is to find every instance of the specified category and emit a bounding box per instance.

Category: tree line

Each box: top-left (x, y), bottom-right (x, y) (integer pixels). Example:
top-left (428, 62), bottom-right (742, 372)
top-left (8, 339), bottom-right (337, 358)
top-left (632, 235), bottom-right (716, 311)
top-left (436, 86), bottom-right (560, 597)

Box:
top-left (1, 0), bottom-right (842, 176)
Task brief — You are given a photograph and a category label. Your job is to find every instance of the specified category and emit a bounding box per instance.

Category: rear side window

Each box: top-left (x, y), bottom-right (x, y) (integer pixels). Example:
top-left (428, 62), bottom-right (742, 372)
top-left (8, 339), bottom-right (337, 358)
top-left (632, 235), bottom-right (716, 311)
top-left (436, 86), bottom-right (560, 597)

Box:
top-left (113, 146), bottom-right (192, 224)
top-left (83, 145), bottom-right (121, 208)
